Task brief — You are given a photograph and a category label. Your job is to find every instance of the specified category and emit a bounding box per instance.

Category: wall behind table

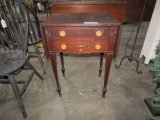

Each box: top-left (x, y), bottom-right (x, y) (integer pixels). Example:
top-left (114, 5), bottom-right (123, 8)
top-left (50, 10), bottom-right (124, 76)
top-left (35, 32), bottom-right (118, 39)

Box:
top-left (51, 0), bottom-right (156, 22)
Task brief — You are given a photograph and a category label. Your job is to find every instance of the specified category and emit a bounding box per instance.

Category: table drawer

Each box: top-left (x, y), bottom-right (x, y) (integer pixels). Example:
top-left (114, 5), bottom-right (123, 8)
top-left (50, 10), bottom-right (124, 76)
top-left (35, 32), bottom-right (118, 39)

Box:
top-left (53, 42), bottom-right (108, 53)
top-left (44, 26), bottom-right (114, 39)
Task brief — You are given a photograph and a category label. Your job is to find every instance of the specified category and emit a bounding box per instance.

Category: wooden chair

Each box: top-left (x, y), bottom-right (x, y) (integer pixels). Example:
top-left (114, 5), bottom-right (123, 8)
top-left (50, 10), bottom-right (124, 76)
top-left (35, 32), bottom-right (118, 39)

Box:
top-left (21, 0), bottom-right (46, 74)
top-left (0, 0), bottom-right (44, 118)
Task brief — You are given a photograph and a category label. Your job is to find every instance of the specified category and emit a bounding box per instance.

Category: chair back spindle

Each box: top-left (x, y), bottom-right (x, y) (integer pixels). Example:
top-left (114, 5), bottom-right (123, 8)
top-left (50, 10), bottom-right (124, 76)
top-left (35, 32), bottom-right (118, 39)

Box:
top-left (20, 0), bottom-right (46, 74)
top-left (0, 0), bottom-right (28, 57)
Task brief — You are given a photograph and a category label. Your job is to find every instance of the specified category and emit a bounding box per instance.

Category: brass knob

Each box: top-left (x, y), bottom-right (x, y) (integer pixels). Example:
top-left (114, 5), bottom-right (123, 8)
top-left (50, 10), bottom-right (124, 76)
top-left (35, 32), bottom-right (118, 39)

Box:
top-left (61, 44), bottom-right (67, 50)
top-left (95, 44), bottom-right (101, 50)
top-left (96, 30), bottom-right (102, 37)
top-left (59, 31), bottom-right (66, 37)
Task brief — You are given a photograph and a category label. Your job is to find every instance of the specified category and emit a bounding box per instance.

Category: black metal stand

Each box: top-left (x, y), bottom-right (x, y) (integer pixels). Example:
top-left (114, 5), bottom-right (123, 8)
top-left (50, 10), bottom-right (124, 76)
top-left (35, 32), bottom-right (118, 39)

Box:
top-left (115, 0), bottom-right (147, 74)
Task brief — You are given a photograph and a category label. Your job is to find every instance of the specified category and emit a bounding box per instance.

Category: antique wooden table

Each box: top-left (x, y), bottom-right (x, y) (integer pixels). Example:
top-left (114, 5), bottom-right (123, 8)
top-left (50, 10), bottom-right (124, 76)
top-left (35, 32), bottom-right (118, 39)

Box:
top-left (41, 13), bottom-right (121, 97)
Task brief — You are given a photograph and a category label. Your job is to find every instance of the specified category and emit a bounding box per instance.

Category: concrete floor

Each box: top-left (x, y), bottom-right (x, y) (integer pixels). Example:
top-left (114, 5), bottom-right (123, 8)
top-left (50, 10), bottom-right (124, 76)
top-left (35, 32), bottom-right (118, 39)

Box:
top-left (0, 14), bottom-right (159, 120)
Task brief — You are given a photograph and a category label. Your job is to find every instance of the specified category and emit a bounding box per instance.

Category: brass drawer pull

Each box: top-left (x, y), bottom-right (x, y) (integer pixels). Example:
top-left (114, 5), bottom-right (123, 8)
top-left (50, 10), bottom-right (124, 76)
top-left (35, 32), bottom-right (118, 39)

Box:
top-left (61, 44), bottom-right (67, 50)
top-left (59, 31), bottom-right (66, 37)
top-left (95, 44), bottom-right (101, 50)
top-left (96, 30), bottom-right (102, 37)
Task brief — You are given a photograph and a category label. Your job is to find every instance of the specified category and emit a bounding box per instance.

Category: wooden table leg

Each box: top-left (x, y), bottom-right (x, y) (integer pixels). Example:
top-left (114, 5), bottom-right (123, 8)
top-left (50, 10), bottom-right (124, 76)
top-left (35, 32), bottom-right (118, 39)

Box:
top-left (102, 53), bottom-right (113, 98)
top-left (50, 52), bottom-right (62, 97)
top-left (99, 53), bottom-right (104, 77)
top-left (60, 52), bottom-right (65, 77)
top-left (113, 26), bottom-right (122, 61)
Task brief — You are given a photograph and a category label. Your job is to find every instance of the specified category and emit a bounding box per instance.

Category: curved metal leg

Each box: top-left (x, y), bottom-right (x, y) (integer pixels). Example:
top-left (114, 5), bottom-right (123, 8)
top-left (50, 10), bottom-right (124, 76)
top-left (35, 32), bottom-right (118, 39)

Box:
top-left (131, 57), bottom-right (142, 74)
top-left (115, 56), bottom-right (129, 68)
top-left (115, 55), bottom-right (142, 74)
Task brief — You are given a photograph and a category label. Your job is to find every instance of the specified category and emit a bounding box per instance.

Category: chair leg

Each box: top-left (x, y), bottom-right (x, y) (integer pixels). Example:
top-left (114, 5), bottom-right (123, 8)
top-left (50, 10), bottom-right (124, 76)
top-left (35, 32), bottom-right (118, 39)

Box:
top-left (8, 75), bottom-right (27, 118)
top-left (20, 71), bottom-right (35, 96)
top-left (47, 7), bottom-right (51, 18)
top-left (26, 61), bottom-right (44, 80)
top-left (34, 45), bottom-right (46, 74)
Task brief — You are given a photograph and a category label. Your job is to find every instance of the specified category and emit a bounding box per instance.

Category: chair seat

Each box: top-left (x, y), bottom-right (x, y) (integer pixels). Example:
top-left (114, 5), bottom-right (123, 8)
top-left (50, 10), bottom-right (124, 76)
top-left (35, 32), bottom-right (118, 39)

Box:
top-left (0, 50), bottom-right (28, 75)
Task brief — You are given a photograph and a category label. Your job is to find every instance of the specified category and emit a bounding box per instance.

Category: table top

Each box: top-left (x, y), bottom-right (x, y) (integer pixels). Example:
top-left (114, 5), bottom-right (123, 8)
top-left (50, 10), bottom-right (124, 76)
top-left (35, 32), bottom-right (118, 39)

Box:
top-left (42, 13), bottom-right (120, 27)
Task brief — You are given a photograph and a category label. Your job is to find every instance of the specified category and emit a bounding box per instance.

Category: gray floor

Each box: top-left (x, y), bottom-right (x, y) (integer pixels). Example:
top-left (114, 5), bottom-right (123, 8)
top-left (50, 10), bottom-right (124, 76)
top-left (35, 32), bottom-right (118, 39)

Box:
top-left (0, 14), bottom-right (159, 120)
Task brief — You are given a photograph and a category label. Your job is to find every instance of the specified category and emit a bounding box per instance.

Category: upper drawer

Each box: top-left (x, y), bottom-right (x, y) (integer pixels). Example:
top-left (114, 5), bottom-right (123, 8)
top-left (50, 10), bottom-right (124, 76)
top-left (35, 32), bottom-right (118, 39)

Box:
top-left (44, 26), bottom-right (118, 39)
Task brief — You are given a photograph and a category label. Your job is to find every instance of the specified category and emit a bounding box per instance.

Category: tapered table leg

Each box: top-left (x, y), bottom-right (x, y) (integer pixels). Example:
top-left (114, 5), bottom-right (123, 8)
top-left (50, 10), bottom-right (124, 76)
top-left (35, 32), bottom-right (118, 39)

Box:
top-left (60, 52), bottom-right (65, 77)
top-left (50, 53), bottom-right (62, 97)
top-left (102, 53), bottom-right (113, 98)
top-left (113, 26), bottom-right (122, 61)
top-left (99, 53), bottom-right (104, 77)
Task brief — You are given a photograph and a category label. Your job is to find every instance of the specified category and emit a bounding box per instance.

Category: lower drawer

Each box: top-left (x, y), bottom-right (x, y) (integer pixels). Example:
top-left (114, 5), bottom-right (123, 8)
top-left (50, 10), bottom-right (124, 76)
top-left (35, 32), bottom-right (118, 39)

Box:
top-left (53, 42), bottom-right (108, 53)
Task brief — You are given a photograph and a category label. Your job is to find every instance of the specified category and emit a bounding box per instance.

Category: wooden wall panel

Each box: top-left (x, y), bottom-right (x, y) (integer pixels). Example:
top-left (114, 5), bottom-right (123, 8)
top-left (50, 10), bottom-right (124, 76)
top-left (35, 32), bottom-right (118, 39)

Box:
top-left (125, 0), bottom-right (156, 22)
